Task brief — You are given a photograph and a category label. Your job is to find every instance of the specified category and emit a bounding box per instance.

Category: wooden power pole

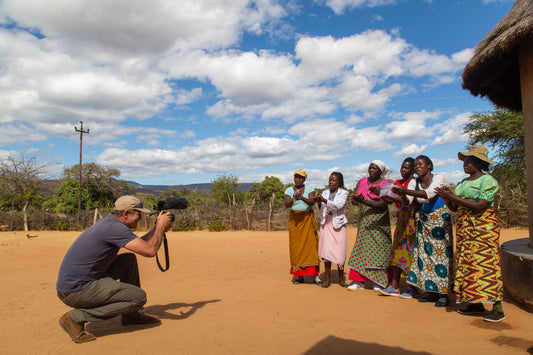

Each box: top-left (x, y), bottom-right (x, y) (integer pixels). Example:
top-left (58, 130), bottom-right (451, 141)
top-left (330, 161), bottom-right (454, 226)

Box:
top-left (74, 121), bottom-right (89, 217)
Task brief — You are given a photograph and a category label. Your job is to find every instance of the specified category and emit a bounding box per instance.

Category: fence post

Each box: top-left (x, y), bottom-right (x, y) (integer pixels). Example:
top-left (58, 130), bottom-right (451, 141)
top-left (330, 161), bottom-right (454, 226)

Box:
top-left (268, 192), bottom-right (275, 232)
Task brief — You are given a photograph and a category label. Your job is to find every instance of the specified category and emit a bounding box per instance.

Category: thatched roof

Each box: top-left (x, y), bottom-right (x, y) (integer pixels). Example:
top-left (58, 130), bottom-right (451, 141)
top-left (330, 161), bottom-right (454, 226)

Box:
top-left (462, 0), bottom-right (533, 112)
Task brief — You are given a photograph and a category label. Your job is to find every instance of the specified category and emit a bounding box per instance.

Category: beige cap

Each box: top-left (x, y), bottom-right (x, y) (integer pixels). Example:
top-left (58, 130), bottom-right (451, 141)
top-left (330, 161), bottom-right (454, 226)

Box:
top-left (114, 195), bottom-right (151, 213)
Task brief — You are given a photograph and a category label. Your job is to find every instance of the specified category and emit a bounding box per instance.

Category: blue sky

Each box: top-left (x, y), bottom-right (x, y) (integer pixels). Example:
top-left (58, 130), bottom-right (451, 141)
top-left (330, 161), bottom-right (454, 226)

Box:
top-left (0, 0), bottom-right (515, 189)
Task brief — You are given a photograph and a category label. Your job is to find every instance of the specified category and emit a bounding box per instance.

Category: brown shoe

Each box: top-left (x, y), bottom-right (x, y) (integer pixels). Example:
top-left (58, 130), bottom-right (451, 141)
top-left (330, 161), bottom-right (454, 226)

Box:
top-left (121, 313), bottom-right (161, 326)
top-left (59, 312), bottom-right (96, 343)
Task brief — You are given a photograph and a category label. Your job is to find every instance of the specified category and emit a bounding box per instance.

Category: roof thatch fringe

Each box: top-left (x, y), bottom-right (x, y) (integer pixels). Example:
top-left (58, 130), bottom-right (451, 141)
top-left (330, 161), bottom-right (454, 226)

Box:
top-left (462, 0), bottom-right (533, 112)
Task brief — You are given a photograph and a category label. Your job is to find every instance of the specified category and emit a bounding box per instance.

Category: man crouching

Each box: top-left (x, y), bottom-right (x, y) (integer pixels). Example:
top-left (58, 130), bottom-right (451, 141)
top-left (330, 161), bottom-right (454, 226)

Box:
top-left (56, 195), bottom-right (173, 343)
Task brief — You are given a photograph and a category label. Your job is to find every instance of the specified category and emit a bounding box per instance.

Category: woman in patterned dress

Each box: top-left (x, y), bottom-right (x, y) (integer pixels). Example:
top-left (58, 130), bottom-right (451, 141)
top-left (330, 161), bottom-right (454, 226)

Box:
top-left (436, 146), bottom-right (505, 322)
top-left (392, 155), bottom-right (454, 307)
top-left (378, 157), bottom-right (417, 297)
top-left (346, 160), bottom-right (392, 291)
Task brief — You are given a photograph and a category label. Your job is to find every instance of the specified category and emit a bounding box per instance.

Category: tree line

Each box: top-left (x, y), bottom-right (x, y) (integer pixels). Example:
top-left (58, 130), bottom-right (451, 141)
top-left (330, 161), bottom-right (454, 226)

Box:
top-left (464, 108), bottom-right (526, 227)
top-left (0, 108), bottom-right (526, 231)
top-left (0, 158), bottom-right (311, 231)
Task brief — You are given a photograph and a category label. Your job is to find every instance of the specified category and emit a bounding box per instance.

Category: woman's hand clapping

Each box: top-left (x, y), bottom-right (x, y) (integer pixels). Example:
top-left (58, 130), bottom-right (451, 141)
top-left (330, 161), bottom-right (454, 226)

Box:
top-left (351, 193), bottom-right (364, 204)
top-left (435, 185), bottom-right (453, 201)
top-left (391, 185), bottom-right (406, 196)
top-left (368, 185), bottom-right (381, 196)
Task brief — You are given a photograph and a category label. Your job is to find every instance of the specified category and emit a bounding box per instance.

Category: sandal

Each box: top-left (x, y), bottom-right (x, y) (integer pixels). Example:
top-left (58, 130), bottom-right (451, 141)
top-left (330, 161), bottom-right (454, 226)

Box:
top-left (292, 277), bottom-right (304, 284)
top-left (457, 303), bottom-right (485, 315)
top-left (418, 293), bottom-right (439, 303)
top-left (435, 296), bottom-right (449, 308)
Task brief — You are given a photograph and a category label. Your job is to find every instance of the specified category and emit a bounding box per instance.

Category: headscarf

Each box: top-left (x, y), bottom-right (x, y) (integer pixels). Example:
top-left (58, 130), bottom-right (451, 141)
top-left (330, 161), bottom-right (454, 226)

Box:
top-left (371, 160), bottom-right (390, 178)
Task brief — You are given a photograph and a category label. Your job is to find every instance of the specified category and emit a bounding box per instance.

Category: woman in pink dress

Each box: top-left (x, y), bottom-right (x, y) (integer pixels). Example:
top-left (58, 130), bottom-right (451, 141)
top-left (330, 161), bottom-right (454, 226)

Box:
top-left (315, 172), bottom-right (349, 288)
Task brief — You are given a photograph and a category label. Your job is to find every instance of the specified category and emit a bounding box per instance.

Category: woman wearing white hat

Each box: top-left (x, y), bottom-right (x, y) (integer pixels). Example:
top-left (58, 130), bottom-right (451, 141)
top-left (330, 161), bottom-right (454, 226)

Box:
top-left (346, 160), bottom-right (392, 291)
top-left (436, 145), bottom-right (504, 322)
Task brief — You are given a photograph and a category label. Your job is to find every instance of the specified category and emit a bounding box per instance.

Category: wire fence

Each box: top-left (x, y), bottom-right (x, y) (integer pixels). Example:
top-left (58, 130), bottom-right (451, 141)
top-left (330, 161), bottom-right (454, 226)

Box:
top-left (0, 200), bottom-right (525, 232)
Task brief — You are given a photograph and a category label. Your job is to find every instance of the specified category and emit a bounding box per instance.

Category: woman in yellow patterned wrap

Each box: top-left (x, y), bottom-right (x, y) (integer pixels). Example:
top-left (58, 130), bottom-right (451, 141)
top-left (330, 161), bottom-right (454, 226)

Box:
top-left (436, 145), bottom-right (504, 323)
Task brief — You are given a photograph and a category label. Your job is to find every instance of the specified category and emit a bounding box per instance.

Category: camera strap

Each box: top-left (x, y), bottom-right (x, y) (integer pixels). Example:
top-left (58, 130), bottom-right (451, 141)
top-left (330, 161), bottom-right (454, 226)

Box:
top-left (156, 234), bottom-right (170, 272)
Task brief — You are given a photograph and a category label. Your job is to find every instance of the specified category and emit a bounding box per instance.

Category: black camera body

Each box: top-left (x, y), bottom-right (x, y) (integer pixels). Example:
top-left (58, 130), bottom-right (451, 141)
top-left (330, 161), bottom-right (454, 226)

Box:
top-left (154, 197), bottom-right (188, 221)
top-left (152, 197), bottom-right (188, 272)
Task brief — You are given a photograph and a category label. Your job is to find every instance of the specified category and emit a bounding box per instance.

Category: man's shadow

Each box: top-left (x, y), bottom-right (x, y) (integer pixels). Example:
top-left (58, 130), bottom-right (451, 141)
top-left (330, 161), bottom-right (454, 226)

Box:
top-left (145, 299), bottom-right (221, 320)
top-left (87, 299), bottom-right (221, 337)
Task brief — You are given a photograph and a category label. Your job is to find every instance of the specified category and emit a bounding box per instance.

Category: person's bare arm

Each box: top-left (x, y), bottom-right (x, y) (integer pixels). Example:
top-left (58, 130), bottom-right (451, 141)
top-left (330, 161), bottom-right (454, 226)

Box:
top-left (392, 185), bottom-right (428, 199)
top-left (284, 193), bottom-right (294, 208)
top-left (301, 191), bottom-right (316, 206)
top-left (359, 196), bottom-right (388, 209)
top-left (435, 186), bottom-right (490, 213)
top-left (351, 181), bottom-right (362, 206)
top-left (351, 181), bottom-right (387, 208)
top-left (315, 192), bottom-right (325, 208)
top-left (124, 212), bottom-right (173, 257)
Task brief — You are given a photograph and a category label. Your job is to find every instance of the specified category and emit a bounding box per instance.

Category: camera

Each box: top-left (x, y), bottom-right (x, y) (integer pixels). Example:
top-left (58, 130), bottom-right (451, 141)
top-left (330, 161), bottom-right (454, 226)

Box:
top-left (151, 197), bottom-right (188, 272)
top-left (153, 197), bottom-right (188, 222)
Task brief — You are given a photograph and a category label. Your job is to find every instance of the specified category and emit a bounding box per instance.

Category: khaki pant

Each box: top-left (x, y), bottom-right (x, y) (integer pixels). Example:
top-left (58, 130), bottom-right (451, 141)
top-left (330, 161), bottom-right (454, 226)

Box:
top-left (59, 253), bottom-right (147, 323)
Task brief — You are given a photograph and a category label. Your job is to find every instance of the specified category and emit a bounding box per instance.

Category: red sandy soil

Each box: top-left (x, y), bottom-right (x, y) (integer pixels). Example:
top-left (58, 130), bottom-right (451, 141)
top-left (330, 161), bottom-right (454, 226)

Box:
top-left (0, 227), bottom-right (531, 354)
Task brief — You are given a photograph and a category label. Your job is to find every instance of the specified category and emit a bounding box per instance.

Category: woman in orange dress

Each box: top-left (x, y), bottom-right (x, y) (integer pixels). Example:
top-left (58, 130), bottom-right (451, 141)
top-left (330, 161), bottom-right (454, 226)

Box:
top-left (284, 169), bottom-right (320, 284)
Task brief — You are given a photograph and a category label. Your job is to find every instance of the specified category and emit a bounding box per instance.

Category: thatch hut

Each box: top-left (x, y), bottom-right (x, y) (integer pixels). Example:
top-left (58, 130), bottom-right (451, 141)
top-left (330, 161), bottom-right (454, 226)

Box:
top-left (462, 0), bottom-right (533, 112)
top-left (462, 0), bottom-right (533, 311)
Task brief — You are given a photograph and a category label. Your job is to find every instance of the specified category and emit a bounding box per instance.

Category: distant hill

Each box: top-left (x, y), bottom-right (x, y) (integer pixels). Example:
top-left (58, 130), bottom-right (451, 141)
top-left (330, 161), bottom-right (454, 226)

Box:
top-left (127, 181), bottom-right (254, 196)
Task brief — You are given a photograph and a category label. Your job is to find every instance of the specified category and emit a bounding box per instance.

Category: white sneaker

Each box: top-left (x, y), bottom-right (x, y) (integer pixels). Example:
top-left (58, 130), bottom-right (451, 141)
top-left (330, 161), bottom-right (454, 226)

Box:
top-left (347, 282), bottom-right (362, 291)
top-left (373, 285), bottom-right (384, 292)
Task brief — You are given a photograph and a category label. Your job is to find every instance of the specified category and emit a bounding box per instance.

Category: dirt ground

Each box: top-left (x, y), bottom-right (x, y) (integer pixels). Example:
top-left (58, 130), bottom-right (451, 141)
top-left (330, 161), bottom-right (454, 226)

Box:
top-left (0, 227), bottom-right (532, 354)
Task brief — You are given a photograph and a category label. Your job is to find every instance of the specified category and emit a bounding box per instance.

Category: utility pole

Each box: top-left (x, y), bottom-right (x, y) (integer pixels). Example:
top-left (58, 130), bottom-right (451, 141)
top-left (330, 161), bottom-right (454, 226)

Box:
top-left (74, 121), bottom-right (89, 217)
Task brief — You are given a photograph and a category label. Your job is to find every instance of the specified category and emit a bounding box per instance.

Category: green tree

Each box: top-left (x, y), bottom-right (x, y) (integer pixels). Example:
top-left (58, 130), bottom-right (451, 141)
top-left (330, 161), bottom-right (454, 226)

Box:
top-left (211, 174), bottom-right (243, 204)
top-left (65, 162), bottom-right (133, 196)
top-left (64, 162), bottom-right (121, 182)
top-left (42, 163), bottom-right (134, 214)
top-left (465, 108), bottom-right (525, 186)
top-left (249, 176), bottom-right (285, 207)
top-left (464, 108), bottom-right (526, 226)
top-left (43, 179), bottom-right (95, 214)
top-left (0, 154), bottom-right (47, 231)
top-left (62, 162), bottom-right (134, 210)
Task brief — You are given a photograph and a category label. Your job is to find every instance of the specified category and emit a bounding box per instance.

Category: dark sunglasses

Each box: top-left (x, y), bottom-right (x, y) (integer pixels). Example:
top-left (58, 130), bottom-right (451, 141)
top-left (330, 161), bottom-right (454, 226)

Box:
top-left (125, 202), bottom-right (143, 211)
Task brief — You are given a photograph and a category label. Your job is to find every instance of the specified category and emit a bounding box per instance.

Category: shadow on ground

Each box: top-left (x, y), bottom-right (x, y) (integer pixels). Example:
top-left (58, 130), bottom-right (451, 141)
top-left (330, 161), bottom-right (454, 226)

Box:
top-left (304, 335), bottom-right (433, 355)
top-left (145, 299), bottom-right (221, 320)
top-left (491, 335), bottom-right (533, 353)
top-left (86, 299), bottom-right (221, 338)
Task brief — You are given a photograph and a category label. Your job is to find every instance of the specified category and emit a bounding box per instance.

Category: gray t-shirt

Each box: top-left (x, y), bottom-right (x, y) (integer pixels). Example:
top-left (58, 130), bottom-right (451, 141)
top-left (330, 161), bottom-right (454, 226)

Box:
top-left (56, 213), bottom-right (138, 293)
